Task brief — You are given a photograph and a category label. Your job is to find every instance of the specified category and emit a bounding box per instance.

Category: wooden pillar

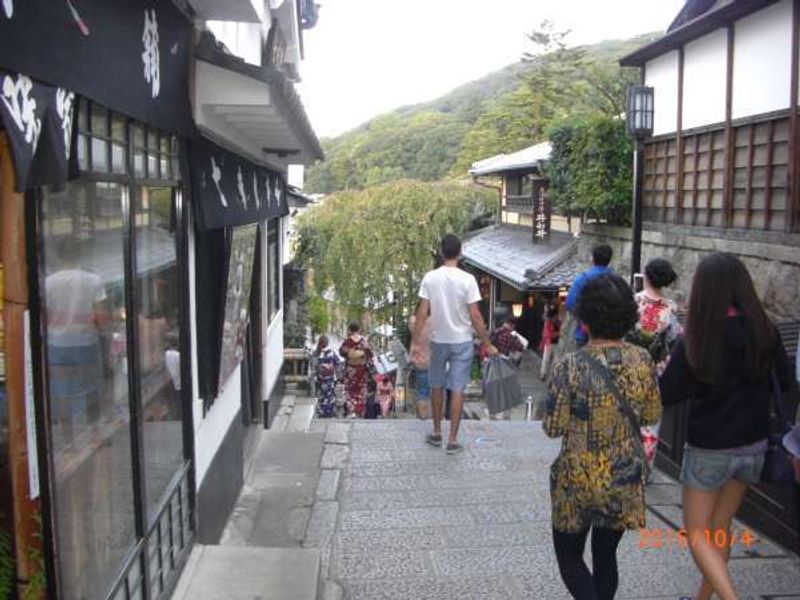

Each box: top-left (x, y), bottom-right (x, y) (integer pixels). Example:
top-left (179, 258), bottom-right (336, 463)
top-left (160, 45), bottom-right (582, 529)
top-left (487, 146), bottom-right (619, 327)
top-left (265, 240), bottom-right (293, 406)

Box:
top-left (675, 47), bottom-right (685, 225)
top-left (723, 25), bottom-right (735, 228)
top-left (787, 0), bottom-right (799, 232)
top-left (0, 133), bottom-right (42, 598)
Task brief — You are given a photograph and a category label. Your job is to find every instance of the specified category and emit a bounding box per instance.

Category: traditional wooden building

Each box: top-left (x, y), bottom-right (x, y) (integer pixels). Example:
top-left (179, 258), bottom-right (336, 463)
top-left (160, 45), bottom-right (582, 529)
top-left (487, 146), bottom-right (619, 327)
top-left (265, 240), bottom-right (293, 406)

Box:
top-left (620, 0), bottom-right (800, 552)
top-left (465, 142), bottom-right (582, 348)
top-left (0, 1), bottom-right (322, 598)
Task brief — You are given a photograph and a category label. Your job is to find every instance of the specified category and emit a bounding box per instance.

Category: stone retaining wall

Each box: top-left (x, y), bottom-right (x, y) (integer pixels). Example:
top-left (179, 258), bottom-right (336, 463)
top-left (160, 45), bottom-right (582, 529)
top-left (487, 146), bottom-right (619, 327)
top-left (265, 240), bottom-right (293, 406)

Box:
top-left (578, 222), bottom-right (800, 322)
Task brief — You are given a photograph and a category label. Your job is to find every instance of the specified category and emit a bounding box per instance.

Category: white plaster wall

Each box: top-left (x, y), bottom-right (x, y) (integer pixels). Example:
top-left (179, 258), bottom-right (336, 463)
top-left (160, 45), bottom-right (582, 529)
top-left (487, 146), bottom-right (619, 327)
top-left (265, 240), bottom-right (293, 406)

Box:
top-left (683, 29), bottom-right (728, 130)
top-left (281, 215), bottom-right (292, 266)
top-left (206, 20), bottom-right (263, 66)
top-left (732, 0), bottom-right (792, 119)
top-left (194, 366), bottom-right (242, 486)
top-left (264, 313), bottom-right (284, 401)
top-left (645, 51), bottom-right (679, 136)
top-left (262, 216), bottom-right (286, 402)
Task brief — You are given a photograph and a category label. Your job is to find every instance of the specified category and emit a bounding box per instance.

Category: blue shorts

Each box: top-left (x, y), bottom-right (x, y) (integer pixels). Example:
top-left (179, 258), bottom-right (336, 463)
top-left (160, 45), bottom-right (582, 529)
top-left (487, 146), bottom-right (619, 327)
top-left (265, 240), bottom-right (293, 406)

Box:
top-left (680, 447), bottom-right (765, 491)
top-left (429, 341), bottom-right (474, 392)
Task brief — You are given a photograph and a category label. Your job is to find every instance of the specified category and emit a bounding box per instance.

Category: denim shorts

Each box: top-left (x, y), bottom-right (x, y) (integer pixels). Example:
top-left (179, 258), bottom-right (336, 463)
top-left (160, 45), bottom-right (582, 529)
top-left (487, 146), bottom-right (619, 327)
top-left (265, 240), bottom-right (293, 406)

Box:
top-left (681, 447), bottom-right (765, 491)
top-left (429, 341), bottom-right (474, 392)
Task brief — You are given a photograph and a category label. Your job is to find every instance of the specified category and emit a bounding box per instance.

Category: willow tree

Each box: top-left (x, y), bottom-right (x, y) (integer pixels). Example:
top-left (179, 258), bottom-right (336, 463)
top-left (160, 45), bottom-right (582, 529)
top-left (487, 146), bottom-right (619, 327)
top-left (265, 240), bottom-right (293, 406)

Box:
top-left (296, 179), bottom-right (494, 326)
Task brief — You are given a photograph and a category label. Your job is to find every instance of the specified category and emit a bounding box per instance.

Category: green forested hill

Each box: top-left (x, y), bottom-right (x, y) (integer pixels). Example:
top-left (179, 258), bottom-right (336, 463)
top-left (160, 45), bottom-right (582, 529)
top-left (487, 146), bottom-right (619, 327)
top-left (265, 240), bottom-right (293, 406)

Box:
top-left (305, 32), bottom-right (660, 194)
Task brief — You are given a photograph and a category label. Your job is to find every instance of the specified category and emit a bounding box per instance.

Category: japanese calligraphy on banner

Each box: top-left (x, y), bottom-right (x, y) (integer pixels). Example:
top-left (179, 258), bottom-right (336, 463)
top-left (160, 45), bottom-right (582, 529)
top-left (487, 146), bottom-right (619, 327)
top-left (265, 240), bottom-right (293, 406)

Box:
top-left (0, 70), bottom-right (74, 191)
top-left (533, 197), bottom-right (550, 243)
top-left (0, 0), bottom-right (191, 135)
top-left (187, 138), bottom-right (289, 231)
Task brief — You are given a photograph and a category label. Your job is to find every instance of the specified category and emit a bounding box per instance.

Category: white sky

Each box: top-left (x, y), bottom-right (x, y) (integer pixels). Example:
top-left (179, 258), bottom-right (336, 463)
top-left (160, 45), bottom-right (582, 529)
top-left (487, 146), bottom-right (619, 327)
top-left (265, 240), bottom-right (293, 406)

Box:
top-left (296, 0), bottom-right (685, 139)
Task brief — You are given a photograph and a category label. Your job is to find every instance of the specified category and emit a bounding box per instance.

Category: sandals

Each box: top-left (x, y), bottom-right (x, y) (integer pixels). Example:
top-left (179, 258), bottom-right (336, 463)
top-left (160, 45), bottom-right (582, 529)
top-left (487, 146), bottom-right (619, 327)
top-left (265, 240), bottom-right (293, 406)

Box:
top-left (446, 442), bottom-right (464, 455)
top-left (426, 434), bottom-right (464, 454)
top-left (425, 433), bottom-right (442, 447)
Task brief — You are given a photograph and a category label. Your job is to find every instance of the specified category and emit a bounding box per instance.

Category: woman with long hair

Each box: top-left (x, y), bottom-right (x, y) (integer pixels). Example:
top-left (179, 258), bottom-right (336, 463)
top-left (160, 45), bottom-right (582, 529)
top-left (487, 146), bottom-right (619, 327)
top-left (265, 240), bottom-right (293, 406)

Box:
top-left (314, 335), bottom-right (340, 418)
top-left (544, 273), bottom-right (661, 600)
top-left (660, 253), bottom-right (796, 600)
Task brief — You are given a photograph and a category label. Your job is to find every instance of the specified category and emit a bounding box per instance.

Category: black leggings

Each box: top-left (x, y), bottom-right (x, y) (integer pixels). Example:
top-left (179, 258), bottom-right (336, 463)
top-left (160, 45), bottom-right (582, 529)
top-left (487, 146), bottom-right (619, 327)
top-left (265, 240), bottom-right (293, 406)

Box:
top-left (552, 526), bottom-right (625, 600)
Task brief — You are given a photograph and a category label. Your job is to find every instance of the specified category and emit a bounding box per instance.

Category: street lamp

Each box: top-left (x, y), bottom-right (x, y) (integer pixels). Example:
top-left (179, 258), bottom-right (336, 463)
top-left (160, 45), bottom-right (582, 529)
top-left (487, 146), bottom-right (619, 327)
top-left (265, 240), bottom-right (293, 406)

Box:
top-left (625, 85), bottom-right (654, 280)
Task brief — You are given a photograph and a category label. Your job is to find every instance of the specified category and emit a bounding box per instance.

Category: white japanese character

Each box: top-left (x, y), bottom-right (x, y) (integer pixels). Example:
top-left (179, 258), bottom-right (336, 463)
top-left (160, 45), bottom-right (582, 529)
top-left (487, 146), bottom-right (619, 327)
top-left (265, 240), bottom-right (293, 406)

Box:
top-left (1, 73), bottom-right (41, 146)
top-left (211, 157), bottom-right (228, 208)
top-left (2, 0), bottom-right (13, 18)
top-left (275, 179), bottom-right (283, 208)
top-left (56, 89), bottom-right (75, 159)
top-left (142, 9), bottom-right (160, 99)
top-left (252, 175), bottom-right (261, 210)
top-left (237, 167), bottom-right (247, 210)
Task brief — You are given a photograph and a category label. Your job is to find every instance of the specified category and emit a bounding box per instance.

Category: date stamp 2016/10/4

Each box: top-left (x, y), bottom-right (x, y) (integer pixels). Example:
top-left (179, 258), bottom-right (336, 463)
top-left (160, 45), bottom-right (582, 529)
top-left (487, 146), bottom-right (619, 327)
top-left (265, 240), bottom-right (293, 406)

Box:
top-left (639, 528), bottom-right (758, 551)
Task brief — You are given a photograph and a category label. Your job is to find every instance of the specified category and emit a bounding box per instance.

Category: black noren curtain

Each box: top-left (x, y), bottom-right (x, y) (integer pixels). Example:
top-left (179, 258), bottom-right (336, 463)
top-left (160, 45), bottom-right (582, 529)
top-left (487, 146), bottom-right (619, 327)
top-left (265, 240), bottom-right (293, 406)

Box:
top-left (195, 227), bottom-right (227, 407)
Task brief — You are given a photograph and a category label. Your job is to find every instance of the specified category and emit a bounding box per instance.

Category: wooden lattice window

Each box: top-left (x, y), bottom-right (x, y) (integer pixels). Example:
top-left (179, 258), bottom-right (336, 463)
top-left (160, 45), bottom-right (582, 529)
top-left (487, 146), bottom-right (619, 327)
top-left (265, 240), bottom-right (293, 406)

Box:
top-left (729, 117), bottom-right (790, 231)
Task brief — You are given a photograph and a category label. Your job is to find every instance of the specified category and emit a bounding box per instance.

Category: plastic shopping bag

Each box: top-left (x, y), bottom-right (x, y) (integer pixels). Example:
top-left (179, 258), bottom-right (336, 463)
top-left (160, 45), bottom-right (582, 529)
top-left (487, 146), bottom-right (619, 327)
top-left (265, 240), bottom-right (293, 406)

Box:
top-left (482, 356), bottom-right (523, 416)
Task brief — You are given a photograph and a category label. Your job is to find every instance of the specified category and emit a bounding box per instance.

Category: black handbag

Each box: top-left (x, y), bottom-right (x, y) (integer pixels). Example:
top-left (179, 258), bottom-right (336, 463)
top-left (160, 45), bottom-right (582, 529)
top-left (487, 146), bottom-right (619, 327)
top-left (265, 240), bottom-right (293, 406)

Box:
top-left (760, 370), bottom-right (795, 485)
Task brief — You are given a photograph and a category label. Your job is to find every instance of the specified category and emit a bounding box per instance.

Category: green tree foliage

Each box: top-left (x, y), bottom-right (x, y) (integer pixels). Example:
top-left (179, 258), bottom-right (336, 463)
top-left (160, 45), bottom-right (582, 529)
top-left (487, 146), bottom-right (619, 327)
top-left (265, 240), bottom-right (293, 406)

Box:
top-left (452, 22), bottom-right (641, 175)
top-left (307, 294), bottom-right (330, 336)
top-left (545, 115), bottom-right (633, 224)
top-left (305, 112), bottom-right (470, 193)
top-left (448, 85), bottom-right (550, 175)
top-left (305, 33), bottom-right (658, 193)
top-left (296, 180), bottom-right (495, 322)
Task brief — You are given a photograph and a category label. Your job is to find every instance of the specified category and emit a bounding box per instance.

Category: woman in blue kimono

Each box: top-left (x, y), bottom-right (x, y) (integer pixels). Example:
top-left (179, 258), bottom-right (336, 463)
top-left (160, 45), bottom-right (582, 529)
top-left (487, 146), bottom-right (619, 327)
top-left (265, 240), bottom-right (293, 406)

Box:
top-left (314, 335), bottom-right (340, 418)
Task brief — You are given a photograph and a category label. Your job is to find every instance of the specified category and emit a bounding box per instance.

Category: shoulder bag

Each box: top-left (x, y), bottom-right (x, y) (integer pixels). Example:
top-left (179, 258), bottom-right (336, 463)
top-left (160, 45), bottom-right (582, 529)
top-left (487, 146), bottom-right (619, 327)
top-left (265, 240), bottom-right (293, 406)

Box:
top-left (761, 370), bottom-right (797, 485)
top-left (578, 350), bottom-right (650, 481)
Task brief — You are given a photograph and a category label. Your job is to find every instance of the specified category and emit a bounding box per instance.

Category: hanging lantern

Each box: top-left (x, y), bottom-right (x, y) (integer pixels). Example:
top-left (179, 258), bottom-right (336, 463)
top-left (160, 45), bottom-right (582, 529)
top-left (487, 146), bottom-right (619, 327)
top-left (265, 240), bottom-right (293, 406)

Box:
top-left (511, 302), bottom-right (523, 318)
top-left (625, 85), bottom-right (654, 140)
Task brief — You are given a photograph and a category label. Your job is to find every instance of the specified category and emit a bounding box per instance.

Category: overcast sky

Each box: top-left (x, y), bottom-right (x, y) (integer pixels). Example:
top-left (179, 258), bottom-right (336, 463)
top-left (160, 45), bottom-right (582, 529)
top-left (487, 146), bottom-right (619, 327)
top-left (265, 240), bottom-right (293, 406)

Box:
top-left (296, 0), bottom-right (685, 139)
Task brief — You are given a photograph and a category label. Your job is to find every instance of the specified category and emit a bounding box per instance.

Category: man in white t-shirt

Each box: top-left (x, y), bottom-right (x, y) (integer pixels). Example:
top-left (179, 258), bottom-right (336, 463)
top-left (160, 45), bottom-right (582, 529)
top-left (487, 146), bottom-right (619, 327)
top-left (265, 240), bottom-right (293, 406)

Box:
top-left (411, 234), bottom-right (497, 453)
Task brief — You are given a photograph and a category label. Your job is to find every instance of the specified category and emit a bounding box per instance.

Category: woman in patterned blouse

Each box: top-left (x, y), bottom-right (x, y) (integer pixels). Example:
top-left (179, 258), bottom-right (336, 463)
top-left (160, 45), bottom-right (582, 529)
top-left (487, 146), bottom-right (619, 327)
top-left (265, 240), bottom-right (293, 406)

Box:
top-left (544, 273), bottom-right (661, 600)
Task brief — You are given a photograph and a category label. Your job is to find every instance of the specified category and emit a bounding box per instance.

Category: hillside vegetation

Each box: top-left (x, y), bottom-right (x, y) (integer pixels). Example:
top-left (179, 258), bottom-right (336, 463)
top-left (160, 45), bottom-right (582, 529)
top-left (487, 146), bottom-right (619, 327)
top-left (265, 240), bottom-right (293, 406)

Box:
top-left (305, 32), bottom-right (659, 194)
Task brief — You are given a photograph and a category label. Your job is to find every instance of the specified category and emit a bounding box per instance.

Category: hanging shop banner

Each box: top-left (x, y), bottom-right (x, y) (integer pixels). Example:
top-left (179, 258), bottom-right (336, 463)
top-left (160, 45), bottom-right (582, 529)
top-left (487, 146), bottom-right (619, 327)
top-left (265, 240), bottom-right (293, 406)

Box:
top-left (0, 70), bottom-right (75, 191)
top-left (187, 138), bottom-right (289, 231)
top-left (0, 0), bottom-right (192, 136)
top-left (218, 224), bottom-right (259, 392)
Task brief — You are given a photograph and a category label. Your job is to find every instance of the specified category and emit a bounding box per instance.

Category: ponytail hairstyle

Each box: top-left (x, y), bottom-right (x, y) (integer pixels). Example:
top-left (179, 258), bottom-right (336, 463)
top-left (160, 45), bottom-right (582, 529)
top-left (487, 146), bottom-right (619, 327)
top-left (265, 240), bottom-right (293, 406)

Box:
top-left (685, 253), bottom-right (776, 384)
top-left (316, 335), bottom-right (329, 354)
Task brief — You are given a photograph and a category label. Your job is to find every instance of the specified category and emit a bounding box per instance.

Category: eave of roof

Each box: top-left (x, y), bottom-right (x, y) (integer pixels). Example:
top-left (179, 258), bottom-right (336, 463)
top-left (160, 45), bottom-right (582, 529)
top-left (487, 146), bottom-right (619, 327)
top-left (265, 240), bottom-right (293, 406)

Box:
top-left (619, 0), bottom-right (779, 67)
top-left (195, 39), bottom-right (324, 162)
top-left (469, 141), bottom-right (552, 177)
top-left (461, 226), bottom-right (582, 290)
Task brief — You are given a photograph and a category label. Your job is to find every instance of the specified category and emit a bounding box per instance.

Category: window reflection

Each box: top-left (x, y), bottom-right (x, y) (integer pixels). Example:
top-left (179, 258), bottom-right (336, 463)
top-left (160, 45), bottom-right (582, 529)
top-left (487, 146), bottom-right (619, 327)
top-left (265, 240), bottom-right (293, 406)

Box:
top-left (42, 182), bottom-right (136, 600)
top-left (135, 187), bottom-right (183, 520)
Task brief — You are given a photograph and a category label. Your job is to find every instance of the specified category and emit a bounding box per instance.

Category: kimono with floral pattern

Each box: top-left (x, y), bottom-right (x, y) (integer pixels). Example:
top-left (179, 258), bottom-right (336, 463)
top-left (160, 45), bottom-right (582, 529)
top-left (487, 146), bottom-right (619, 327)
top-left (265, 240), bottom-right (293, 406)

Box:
top-left (315, 347), bottom-right (341, 418)
top-left (543, 344), bottom-right (661, 533)
top-left (339, 336), bottom-right (373, 417)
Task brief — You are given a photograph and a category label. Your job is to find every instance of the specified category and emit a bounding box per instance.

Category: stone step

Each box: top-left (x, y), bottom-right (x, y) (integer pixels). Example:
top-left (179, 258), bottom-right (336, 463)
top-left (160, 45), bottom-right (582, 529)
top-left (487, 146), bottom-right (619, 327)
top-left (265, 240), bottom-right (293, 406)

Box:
top-left (170, 545), bottom-right (320, 600)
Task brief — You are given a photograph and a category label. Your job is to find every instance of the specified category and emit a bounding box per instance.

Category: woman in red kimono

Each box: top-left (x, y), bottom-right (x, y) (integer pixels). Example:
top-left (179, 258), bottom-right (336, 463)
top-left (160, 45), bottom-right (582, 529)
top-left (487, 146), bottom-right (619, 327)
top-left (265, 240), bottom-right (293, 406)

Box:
top-left (339, 322), bottom-right (373, 418)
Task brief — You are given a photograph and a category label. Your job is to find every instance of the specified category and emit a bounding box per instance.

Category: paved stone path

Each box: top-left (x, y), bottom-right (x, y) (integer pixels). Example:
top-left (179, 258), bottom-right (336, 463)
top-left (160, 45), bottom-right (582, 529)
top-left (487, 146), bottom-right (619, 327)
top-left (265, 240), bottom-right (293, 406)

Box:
top-left (310, 419), bottom-right (800, 600)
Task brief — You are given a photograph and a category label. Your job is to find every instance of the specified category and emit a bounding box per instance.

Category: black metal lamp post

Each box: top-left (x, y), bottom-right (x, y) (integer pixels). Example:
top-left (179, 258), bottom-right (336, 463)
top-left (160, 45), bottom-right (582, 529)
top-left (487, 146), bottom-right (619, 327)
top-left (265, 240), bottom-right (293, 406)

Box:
top-left (625, 85), bottom-right (654, 279)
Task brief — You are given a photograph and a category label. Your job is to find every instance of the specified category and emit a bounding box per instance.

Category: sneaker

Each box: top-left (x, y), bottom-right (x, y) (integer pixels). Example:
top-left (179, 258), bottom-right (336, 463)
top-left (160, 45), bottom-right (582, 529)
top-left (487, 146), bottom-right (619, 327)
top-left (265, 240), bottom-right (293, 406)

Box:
top-left (445, 442), bottom-right (463, 455)
top-left (425, 433), bottom-right (442, 447)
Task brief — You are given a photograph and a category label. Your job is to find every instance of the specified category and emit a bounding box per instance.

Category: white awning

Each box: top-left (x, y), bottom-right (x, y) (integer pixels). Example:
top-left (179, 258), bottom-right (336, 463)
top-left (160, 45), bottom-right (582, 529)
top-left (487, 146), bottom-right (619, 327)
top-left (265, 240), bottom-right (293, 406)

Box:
top-left (194, 48), bottom-right (323, 170)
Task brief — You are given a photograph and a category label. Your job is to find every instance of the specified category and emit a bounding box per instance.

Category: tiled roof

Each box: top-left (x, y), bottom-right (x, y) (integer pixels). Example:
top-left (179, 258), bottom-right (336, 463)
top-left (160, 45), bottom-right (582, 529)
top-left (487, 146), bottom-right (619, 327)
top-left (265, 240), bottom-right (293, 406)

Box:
top-left (469, 141), bottom-right (552, 177)
top-left (461, 226), bottom-right (584, 290)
